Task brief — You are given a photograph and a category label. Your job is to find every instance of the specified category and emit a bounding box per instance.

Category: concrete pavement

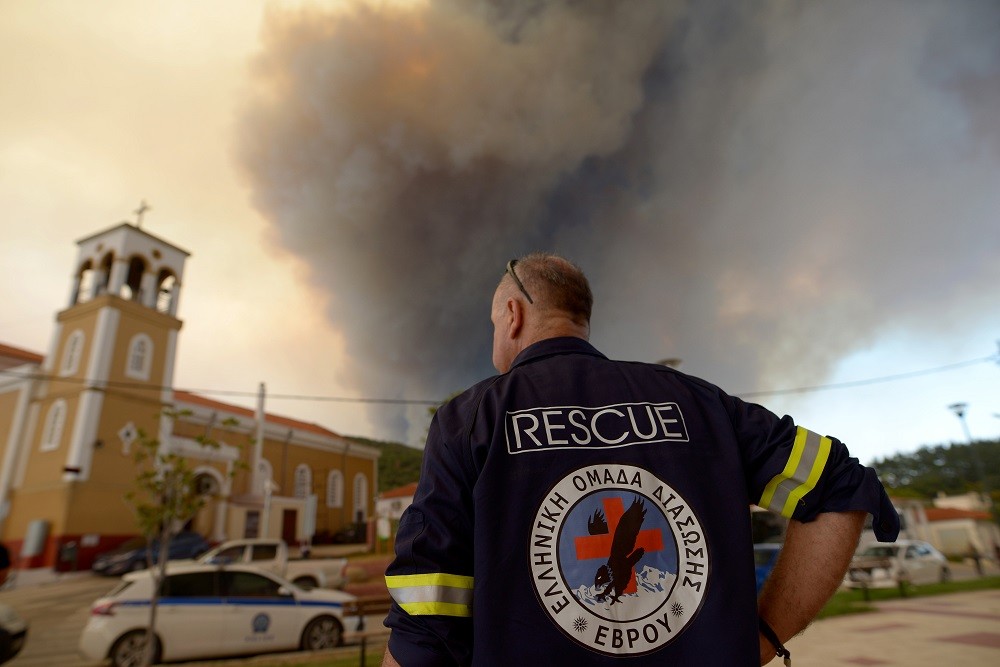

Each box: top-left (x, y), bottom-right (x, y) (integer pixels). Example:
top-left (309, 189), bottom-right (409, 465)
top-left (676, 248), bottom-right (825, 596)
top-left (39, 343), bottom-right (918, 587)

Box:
top-left (1, 562), bottom-right (997, 666)
top-left (785, 588), bottom-right (1000, 666)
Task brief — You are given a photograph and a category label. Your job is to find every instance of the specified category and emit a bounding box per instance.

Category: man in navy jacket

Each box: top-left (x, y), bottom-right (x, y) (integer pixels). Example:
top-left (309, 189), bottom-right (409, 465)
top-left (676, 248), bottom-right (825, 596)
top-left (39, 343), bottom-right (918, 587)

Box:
top-left (383, 253), bottom-right (898, 666)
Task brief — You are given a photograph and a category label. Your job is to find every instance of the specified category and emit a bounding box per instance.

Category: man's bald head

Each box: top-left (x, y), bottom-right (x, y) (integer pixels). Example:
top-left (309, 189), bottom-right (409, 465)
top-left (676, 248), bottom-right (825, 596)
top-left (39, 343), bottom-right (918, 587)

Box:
top-left (492, 253), bottom-right (592, 372)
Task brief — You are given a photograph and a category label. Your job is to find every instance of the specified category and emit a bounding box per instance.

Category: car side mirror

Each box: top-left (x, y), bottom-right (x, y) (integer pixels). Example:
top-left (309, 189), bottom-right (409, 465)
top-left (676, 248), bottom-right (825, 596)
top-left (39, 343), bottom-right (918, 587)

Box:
top-left (277, 586), bottom-right (294, 598)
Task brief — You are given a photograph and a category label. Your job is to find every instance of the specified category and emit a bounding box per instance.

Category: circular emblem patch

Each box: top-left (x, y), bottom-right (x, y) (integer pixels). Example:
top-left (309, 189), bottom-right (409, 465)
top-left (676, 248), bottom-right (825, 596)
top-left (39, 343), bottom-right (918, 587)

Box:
top-left (529, 464), bottom-right (709, 656)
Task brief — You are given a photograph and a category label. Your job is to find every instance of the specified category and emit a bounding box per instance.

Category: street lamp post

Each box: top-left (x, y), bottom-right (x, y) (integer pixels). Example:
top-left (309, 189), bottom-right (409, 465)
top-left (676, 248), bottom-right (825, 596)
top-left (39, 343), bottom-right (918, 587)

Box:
top-left (948, 403), bottom-right (992, 514)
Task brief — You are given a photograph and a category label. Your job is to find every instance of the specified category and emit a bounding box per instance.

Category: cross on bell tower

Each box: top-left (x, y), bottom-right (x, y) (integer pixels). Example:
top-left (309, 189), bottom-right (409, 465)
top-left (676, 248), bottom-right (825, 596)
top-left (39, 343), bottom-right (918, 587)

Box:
top-left (133, 200), bottom-right (151, 229)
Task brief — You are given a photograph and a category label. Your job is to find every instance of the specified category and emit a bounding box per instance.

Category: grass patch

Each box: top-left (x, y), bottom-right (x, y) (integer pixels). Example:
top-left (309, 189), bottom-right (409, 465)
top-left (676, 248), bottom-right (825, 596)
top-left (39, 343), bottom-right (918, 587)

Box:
top-left (817, 576), bottom-right (1000, 620)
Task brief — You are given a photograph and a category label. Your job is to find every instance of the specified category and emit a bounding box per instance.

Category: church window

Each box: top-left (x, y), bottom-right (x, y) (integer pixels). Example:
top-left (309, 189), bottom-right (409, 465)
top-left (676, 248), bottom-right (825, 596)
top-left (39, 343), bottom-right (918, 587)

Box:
top-left (156, 270), bottom-right (177, 314)
top-left (352, 473), bottom-right (368, 522)
top-left (125, 334), bottom-right (153, 380)
top-left (60, 330), bottom-right (85, 376)
top-left (74, 260), bottom-right (94, 305)
top-left (41, 399), bottom-right (67, 451)
top-left (326, 471), bottom-right (343, 508)
top-left (121, 255), bottom-right (147, 302)
top-left (294, 464), bottom-right (312, 499)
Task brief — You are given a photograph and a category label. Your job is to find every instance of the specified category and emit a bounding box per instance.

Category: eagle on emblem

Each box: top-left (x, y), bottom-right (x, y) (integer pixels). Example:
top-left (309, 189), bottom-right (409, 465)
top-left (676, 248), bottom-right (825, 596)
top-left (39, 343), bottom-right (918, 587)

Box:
top-left (592, 497), bottom-right (647, 605)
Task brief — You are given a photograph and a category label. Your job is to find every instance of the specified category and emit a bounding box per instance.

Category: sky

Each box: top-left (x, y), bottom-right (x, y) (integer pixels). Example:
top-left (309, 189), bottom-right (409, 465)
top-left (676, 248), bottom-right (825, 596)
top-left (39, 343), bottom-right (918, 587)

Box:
top-left (1, 0), bottom-right (998, 466)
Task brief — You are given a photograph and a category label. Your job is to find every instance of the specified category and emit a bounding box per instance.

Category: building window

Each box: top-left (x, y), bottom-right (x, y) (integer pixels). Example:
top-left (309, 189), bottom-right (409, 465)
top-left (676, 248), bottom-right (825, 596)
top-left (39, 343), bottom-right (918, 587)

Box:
top-left (60, 330), bottom-right (85, 376)
top-left (125, 333), bottom-right (153, 380)
top-left (41, 400), bottom-right (67, 451)
top-left (326, 471), bottom-right (343, 508)
top-left (294, 464), bottom-right (312, 499)
top-left (353, 473), bottom-right (368, 522)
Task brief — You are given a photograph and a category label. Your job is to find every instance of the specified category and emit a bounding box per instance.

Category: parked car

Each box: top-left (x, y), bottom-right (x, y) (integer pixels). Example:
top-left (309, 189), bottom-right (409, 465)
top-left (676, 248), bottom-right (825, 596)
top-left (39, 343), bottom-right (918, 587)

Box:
top-left (843, 539), bottom-right (950, 589)
top-left (196, 538), bottom-right (348, 590)
top-left (753, 543), bottom-right (782, 594)
top-left (78, 562), bottom-right (358, 667)
top-left (0, 603), bottom-right (27, 664)
top-left (92, 531), bottom-right (210, 576)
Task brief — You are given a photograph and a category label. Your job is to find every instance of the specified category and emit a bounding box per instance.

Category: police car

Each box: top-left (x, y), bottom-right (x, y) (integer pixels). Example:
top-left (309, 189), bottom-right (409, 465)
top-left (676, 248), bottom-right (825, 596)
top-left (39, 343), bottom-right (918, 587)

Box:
top-left (78, 562), bottom-right (357, 666)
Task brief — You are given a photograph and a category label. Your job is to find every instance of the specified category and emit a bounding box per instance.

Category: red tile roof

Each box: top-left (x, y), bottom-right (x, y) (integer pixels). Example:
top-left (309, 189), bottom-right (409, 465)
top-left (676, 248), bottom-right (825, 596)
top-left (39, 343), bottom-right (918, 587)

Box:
top-left (924, 507), bottom-right (992, 522)
top-left (0, 342), bottom-right (44, 365)
top-left (172, 389), bottom-right (343, 440)
top-left (381, 482), bottom-right (419, 499)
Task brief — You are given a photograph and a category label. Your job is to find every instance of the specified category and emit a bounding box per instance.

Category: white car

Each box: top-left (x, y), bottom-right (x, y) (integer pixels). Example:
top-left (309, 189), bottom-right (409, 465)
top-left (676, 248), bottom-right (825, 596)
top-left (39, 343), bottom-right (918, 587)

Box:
top-left (78, 563), bottom-right (358, 666)
top-left (844, 539), bottom-right (950, 589)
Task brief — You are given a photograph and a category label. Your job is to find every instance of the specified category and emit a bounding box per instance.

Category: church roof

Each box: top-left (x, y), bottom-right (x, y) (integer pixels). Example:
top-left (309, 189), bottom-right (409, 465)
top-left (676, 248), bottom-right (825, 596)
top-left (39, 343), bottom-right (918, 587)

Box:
top-left (173, 389), bottom-right (344, 440)
top-left (923, 507), bottom-right (992, 522)
top-left (380, 481), bottom-right (419, 500)
top-left (0, 341), bottom-right (44, 371)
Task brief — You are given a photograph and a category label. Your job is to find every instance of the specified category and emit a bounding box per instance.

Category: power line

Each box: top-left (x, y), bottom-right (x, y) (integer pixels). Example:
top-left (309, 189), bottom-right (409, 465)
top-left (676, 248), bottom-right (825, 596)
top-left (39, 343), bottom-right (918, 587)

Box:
top-left (737, 354), bottom-right (998, 399)
top-left (0, 370), bottom-right (443, 406)
top-left (2, 351), bottom-right (996, 406)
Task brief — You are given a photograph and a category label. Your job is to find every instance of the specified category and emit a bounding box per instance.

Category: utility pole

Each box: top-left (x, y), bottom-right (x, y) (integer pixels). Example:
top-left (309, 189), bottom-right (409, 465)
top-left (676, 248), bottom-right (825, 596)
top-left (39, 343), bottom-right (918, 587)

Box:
top-left (948, 403), bottom-right (994, 523)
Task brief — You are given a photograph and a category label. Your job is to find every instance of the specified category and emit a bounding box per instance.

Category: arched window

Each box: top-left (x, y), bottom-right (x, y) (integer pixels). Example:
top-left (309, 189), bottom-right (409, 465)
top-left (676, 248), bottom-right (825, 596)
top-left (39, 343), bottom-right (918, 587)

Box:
top-left (326, 471), bottom-right (344, 508)
top-left (294, 464), bottom-right (312, 499)
top-left (194, 471), bottom-right (221, 497)
top-left (41, 399), bottom-right (67, 451)
top-left (252, 459), bottom-right (273, 496)
top-left (156, 270), bottom-right (177, 314)
top-left (60, 330), bottom-right (85, 377)
top-left (352, 473), bottom-right (368, 522)
top-left (125, 333), bottom-right (153, 380)
top-left (74, 260), bottom-right (94, 305)
top-left (121, 255), bottom-right (147, 302)
top-left (98, 252), bottom-right (114, 295)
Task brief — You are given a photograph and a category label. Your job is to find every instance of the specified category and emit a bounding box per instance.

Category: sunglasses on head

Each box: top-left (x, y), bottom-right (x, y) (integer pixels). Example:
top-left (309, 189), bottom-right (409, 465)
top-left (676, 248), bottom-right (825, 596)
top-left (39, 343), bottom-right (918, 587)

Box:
top-left (506, 259), bottom-right (534, 304)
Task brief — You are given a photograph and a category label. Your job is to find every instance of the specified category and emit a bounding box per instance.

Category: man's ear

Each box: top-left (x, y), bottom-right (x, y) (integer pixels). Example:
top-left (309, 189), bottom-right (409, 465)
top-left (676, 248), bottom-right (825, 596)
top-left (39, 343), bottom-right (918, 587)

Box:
top-left (508, 297), bottom-right (525, 339)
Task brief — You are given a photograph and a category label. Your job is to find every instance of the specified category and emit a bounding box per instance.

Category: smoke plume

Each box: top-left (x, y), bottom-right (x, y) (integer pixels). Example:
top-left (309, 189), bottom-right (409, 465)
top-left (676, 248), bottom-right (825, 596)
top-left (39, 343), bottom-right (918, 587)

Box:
top-left (237, 0), bottom-right (1000, 443)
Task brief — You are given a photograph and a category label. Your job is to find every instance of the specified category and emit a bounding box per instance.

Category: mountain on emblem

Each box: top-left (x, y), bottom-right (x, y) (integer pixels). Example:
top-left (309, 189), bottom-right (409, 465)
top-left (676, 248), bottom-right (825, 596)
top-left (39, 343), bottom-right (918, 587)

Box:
top-left (594, 497), bottom-right (647, 605)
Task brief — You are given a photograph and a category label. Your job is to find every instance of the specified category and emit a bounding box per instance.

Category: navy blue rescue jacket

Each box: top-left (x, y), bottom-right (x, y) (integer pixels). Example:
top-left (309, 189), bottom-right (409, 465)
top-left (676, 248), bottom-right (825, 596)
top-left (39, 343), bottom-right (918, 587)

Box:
top-left (384, 337), bottom-right (899, 666)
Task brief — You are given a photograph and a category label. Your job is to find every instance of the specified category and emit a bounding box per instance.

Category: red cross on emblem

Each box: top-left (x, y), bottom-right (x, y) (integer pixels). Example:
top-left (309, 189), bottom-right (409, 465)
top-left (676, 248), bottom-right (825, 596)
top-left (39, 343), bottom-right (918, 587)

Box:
top-left (574, 496), bottom-right (665, 594)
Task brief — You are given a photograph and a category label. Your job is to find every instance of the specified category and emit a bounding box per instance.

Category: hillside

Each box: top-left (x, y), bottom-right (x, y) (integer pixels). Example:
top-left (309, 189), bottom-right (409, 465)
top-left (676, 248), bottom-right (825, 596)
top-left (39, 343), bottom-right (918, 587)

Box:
top-left (348, 436), bottom-right (423, 493)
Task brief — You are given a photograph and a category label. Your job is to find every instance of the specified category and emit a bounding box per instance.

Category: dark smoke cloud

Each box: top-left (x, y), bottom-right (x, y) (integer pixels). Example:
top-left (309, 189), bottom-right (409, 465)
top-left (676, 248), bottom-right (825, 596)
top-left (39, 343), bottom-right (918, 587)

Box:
top-left (237, 0), bottom-right (1000, 444)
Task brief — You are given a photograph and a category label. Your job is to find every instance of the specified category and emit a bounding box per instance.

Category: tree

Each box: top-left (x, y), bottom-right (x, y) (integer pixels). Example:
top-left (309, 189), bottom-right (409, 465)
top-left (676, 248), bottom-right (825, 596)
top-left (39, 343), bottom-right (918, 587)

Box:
top-left (124, 409), bottom-right (246, 666)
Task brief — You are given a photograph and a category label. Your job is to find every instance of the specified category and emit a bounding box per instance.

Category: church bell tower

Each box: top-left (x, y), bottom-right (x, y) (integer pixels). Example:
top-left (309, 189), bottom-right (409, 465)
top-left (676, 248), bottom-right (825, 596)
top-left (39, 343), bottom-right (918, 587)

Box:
top-left (4, 211), bottom-right (190, 566)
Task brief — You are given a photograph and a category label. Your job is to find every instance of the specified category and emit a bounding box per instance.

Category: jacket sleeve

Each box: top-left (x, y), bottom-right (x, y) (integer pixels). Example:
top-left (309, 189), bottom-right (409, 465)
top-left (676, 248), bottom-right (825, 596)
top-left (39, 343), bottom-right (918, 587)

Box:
top-left (729, 395), bottom-right (900, 542)
top-left (383, 406), bottom-right (476, 666)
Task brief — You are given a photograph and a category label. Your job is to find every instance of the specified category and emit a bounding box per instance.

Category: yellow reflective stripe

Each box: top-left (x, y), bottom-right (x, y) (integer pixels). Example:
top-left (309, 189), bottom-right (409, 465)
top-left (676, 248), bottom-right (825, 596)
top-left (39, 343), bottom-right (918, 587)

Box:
top-left (385, 573), bottom-right (474, 617)
top-left (781, 434), bottom-right (831, 516)
top-left (385, 573), bottom-right (474, 589)
top-left (397, 601), bottom-right (472, 617)
top-left (759, 427), bottom-right (831, 518)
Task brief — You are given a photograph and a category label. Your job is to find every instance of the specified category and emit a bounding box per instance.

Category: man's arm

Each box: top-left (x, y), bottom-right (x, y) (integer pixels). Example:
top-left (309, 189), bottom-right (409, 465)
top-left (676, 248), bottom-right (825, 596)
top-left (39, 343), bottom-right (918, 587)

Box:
top-left (757, 510), bottom-right (865, 665)
top-left (382, 648), bottom-right (401, 667)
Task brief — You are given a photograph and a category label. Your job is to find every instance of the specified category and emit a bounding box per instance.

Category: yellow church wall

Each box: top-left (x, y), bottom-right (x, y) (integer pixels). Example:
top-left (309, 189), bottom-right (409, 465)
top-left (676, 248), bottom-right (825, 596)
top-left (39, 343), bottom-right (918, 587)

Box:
top-left (0, 388), bottom-right (21, 462)
top-left (18, 392), bottom-right (82, 487)
top-left (104, 298), bottom-right (179, 390)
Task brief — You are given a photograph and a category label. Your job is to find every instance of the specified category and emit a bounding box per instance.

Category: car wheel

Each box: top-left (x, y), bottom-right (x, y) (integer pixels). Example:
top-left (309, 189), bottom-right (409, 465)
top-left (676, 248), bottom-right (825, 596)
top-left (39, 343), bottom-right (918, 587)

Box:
top-left (128, 560), bottom-right (146, 573)
top-left (110, 630), bottom-right (160, 667)
top-left (940, 566), bottom-right (951, 583)
top-left (301, 615), bottom-right (343, 650)
top-left (293, 576), bottom-right (318, 590)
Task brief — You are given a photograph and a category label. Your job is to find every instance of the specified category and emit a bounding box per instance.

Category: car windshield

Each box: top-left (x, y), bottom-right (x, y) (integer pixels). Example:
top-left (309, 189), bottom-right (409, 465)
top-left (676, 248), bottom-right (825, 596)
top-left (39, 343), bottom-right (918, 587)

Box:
top-left (858, 545), bottom-right (899, 558)
top-left (111, 537), bottom-right (148, 553)
top-left (753, 548), bottom-right (778, 566)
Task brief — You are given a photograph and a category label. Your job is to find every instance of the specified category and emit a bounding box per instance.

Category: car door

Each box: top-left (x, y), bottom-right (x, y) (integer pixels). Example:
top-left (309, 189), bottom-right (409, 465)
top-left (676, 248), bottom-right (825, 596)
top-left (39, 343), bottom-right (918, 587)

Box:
top-left (910, 543), bottom-right (939, 584)
top-left (901, 544), bottom-right (931, 584)
top-left (221, 570), bottom-right (301, 654)
top-left (157, 570), bottom-right (226, 661)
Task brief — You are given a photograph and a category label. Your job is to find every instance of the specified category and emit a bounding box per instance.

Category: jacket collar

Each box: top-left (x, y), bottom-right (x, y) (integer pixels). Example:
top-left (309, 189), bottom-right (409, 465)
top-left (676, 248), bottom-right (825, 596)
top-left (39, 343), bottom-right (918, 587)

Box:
top-left (509, 336), bottom-right (607, 370)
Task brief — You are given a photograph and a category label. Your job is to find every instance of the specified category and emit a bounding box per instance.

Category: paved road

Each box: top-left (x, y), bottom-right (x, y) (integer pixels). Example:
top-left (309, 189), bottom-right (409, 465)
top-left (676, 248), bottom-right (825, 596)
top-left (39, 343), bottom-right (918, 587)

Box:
top-left (1, 572), bottom-right (112, 666)
top-left (0, 562), bottom-right (995, 666)
top-left (788, 588), bottom-right (1000, 666)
